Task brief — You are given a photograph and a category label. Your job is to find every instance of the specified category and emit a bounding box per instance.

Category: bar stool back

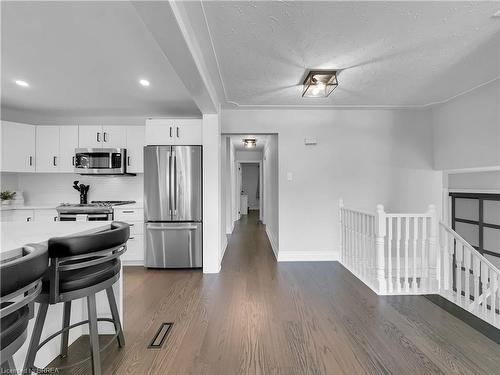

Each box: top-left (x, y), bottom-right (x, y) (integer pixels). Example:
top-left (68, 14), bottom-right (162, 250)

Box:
top-left (1, 244), bottom-right (48, 372)
top-left (23, 221), bottom-right (129, 375)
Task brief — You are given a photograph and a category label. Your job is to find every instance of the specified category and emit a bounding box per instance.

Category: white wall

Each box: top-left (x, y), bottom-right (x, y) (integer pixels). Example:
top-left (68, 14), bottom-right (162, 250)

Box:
top-left (449, 170), bottom-right (500, 191)
top-left (241, 163), bottom-right (260, 209)
top-left (2, 173), bottom-right (143, 205)
top-left (222, 109), bottom-right (442, 261)
top-left (236, 150), bottom-right (262, 162)
top-left (263, 135), bottom-right (279, 257)
top-left (432, 79), bottom-right (500, 170)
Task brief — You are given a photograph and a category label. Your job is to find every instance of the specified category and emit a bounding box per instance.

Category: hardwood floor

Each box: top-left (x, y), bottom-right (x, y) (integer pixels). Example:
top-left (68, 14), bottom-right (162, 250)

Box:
top-left (49, 210), bottom-right (500, 374)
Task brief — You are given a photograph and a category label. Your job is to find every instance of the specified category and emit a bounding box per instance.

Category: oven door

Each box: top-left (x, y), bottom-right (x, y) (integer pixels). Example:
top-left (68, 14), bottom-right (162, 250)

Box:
top-left (74, 148), bottom-right (126, 175)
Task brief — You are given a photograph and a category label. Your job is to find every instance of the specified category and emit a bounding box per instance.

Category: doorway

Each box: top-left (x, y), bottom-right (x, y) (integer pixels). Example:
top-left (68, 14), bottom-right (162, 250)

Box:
top-left (238, 162), bottom-right (263, 220)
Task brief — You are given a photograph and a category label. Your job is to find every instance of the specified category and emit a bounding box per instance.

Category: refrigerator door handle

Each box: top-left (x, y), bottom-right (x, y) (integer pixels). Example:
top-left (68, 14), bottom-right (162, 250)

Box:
top-left (168, 150), bottom-right (173, 216)
top-left (173, 151), bottom-right (177, 216)
top-left (147, 225), bottom-right (198, 231)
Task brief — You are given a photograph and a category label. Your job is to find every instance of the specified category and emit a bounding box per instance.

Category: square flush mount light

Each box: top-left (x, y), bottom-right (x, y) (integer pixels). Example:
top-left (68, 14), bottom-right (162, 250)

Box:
top-left (302, 70), bottom-right (338, 98)
top-left (243, 138), bottom-right (257, 148)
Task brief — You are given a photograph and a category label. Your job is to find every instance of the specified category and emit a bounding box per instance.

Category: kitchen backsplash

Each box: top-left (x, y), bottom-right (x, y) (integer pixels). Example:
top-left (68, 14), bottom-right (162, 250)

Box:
top-left (1, 172), bottom-right (143, 205)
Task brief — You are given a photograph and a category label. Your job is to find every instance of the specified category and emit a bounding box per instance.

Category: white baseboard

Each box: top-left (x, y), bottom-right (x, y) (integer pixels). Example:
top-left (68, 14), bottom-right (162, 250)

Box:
top-left (277, 250), bottom-right (339, 262)
top-left (122, 260), bottom-right (144, 266)
top-left (265, 227), bottom-right (279, 259)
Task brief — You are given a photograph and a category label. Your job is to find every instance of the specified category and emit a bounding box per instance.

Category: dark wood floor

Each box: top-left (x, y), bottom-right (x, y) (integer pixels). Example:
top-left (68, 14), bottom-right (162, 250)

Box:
top-left (50, 210), bottom-right (500, 374)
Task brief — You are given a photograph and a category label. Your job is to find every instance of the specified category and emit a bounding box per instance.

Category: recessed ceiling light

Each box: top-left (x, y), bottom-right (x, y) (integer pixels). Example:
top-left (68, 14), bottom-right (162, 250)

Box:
top-left (15, 80), bottom-right (29, 87)
top-left (493, 10), bottom-right (500, 18)
top-left (139, 79), bottom-right (150, 87)
top-left (243, 138), bottom-right (257, 148)
top-left (302, 70), bottom-right (338, 98)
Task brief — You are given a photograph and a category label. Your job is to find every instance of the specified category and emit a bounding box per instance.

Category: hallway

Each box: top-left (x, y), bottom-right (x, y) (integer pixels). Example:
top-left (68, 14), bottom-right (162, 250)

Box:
top-left (52, 211), bottom-right (499, 374)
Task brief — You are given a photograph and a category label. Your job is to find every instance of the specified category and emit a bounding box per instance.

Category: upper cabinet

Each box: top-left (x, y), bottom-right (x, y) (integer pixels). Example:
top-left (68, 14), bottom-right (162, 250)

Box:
top-left (0, 121), bottom-right (36, 173)
top-left (145, 118), bottom-right (202, 146)
top-left (36, 126), bottom-right (79, 173)
top-left (125, 126), bottom-right (145, 173)
top-left (78, 125), bottom-right (126, 149)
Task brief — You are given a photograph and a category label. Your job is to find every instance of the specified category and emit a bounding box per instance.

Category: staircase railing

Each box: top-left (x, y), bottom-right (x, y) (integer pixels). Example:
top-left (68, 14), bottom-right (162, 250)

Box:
top-left (340, 198), bottom-right (500, 328)
top-left (340, 199), bottom-right (439, 295)
top-left (439, 222), bottom-right (500, 329)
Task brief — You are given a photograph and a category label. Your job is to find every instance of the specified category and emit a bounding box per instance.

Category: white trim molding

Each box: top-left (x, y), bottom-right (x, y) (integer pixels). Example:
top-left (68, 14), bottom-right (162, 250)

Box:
top-left (277, 250), bottom-right (339, 262)
top-left (265, 227), bottom-right (279, 260)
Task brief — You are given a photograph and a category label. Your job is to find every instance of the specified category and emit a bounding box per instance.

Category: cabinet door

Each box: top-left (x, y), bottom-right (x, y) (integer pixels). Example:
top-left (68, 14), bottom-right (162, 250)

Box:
top-left (59, 126), bottom-right (79, 172)
top-left (125, 126), bottom-right (145, 173)
top-left (145, 119), bottom-right (175, 145)
top-left (11, 210), bottom-right (34, 222)
top-left (102, 126), bottom-right (127, 149)
top-left (33, 209), bottom-right (59, 222)
top-left (78, 125), bottom-right (102, 148)
top-left (174, 119), bottom-right (202, 145)
top-left (36, 126), bottom-right (59, 173)
top-left (0, 121), bottom-right (36, 172)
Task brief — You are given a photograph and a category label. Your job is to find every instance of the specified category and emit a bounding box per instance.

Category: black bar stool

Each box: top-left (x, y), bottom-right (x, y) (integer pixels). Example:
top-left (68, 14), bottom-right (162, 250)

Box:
top-left (23, 221), bottom-right (129, 375)
top-left (1, 244), bottom-right (48, 372)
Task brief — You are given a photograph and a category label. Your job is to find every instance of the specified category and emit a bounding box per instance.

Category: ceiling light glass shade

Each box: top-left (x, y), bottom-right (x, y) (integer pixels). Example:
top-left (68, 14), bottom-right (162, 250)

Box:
top-left (302, 70), bottom-right (338, 98)
top-left (243, 138), bottom-right (257, 148)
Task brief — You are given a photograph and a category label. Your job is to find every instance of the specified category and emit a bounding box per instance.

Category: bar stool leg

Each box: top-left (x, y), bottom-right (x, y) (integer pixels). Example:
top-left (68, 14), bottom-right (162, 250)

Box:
top-left (105, 287), bottom-right (125, 347)
top-left (60, 301), bottom-right (72, 358)
top-left (87, 293), bottom-right (101, 375)
top-left (23, 302), bottom-right (49, 373)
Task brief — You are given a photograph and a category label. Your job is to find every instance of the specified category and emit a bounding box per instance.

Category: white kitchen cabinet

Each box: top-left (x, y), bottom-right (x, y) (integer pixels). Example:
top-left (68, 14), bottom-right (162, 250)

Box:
top-left (145, 118), bottom-right (201, 146)
top-left (125, 126), bottom-right (145, 173)
top-left (59, 126), bottom-right (79, 172)
top-left (36, 126), bottom-right (79, 173)
top-left (0, 121), bottom-right (36, 173)
top-left (33, 209), bottom-right (59, 222)
top-left (36, 126), bottom-right (59, 172)
top-left (124, 234), bottom-right (144, 264)
top-left (78, 125), bottom-right (127, 149)
top-left (102, 126), bottom-right (127, 149)
top-left (10, 210), bottom-right (34, 222)
top-left (115, 208), bottom-right (144, 264)
top-left (78, 125), bottom-right (102, 148)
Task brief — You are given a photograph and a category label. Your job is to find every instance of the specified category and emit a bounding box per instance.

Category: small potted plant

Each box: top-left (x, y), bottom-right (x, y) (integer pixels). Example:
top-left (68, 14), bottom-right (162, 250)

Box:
top-left (0, 191), bottom-right (16, 206)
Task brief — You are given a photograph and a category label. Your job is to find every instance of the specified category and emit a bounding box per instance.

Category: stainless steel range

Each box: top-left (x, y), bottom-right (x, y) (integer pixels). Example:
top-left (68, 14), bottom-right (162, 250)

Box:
top-left (56, 201), bottom-right (135, 221)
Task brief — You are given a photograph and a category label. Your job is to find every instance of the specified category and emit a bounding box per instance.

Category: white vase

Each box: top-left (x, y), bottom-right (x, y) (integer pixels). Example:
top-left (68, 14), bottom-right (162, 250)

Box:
top-left (1, 200), bottom-right (11, 206)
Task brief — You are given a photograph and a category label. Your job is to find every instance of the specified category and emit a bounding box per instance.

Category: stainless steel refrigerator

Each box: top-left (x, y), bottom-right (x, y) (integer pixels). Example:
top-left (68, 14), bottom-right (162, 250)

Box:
top-left (144, 145), bottom-right (202, 268)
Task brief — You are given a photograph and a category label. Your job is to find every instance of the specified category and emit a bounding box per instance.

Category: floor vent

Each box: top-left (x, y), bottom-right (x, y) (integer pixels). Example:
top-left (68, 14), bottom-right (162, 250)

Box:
top-left (148, 322), bottom-right (173, 349)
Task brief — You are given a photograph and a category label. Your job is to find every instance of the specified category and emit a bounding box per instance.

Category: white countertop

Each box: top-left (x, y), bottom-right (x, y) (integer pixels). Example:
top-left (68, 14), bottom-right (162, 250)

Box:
top-left (0, 202), bottom-right (143, 211)
top-left (0, 221), bottom-right (111, 256)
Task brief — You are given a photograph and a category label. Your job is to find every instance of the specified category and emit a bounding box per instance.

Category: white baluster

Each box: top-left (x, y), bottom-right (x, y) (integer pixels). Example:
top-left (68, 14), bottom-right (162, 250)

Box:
top-left (421, 217), bottom-right (428, 292)
top-left (339, 199), bottom-right (344, 264)
top-left (404, 217), bottom-right (410, 293)
top-left (375, 204), bottom-right (387, 294)
top-left (481, 263), bottom-right (488, 318)
top-left (396, 217), bottom-right (402, 293)
top-left (413, 217), bottom-right (419, 293)
top-left (428, 205), bottom-right (438, 291)
top-left (455, 242), bottom-right (463, 307)
top-left (463, 245), bottom-right (471, 310)
top-left (361, 214), bottom-right (366, 280)
top-left (387, 217), bottom-right (393, 293)
top-left (491, 272), bottom-right (497, 326)
top-left (473, 255), bottom-right (481, 314)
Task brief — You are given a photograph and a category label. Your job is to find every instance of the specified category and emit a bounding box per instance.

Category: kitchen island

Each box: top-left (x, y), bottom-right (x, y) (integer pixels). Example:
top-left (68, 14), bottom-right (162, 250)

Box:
top-left (1, 221), bottom-right (124, 371)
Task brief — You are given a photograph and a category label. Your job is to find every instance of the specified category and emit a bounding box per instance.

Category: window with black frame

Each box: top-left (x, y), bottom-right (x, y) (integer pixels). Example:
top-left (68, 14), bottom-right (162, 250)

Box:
top-left (450, 193), bottom-right (500, 273)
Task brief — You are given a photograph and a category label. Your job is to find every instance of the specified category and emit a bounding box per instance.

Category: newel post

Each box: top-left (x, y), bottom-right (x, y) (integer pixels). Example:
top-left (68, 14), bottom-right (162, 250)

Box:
top-left (339, 199), bottom-right (344, 263)
top-left (375, 204), bottom-right (387, 294)
top-left (428, 204), bottom-right (438, 292)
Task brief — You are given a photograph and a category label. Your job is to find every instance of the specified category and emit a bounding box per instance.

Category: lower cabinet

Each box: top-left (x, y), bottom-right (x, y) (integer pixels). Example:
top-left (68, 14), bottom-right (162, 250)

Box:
top-left (114, 209), bottom-right (144, 264)
top-left (10, 210), bottom-right (34, 222)
top-left (33, 209), bottom-right (59, 222)
top-left (1, 208), bottom-right (58, 222)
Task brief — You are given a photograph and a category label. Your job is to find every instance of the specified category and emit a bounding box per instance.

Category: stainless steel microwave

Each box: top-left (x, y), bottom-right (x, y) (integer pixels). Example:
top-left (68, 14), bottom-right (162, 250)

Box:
top-left (74, 148), bottom-right (127, 175)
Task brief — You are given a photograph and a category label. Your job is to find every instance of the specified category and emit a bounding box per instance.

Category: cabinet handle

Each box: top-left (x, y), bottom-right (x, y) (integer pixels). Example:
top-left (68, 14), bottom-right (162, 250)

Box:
top-left (29, 156), bottom-right (33, 166)
top-left (176, 127), bottom-right (179, 138)
top-left (72, 156), bottom-right (75, 166)
top-left (169, 126), bottom-right (173, 138)
top-left (27, 217), bottom-right (32, 222)
top-left (129, 236), bottom-right (135, 240)
top-left (97, 132), bottom-right (100, 142)
top-left (127, 156), bottom-right (130, 166)
top-left (122, 210), bottom-right (135, 213)
top-left (53, 156), bottom-right (57, 166)
top-left (104, 132), bottom-right (108, 142)
top-left (54, 216), bottom-right (58, 222)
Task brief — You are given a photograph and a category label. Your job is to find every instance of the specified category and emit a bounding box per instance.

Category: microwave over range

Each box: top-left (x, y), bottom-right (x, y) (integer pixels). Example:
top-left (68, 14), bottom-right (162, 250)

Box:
top-left (74, 148), bottom-right (133, 175)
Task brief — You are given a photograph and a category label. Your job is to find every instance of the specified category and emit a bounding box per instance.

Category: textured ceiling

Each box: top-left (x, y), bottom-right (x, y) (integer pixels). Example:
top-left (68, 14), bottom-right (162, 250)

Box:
top-left (1, 1), bottom-right (200, 117)
top-left (201, 1), bottom-right (500, 107)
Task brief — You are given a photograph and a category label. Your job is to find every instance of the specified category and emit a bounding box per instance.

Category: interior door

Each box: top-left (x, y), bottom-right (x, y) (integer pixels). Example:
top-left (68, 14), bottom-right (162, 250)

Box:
top-left (144, 146), bottom-right (172, 221)
top-left (172, 146), bottom-right (202, 222)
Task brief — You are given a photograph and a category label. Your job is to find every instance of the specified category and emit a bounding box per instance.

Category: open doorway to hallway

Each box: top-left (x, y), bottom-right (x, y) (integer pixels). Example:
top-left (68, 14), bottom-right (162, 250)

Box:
top-left (221, 133), bottom-right (279, 260)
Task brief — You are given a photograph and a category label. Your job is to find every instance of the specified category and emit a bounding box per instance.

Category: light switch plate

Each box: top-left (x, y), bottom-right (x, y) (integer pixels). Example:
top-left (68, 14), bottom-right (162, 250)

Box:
top-left (304, 137), bottom-right (317, 145)
top-left (287, 172), bottom-right (293, 181)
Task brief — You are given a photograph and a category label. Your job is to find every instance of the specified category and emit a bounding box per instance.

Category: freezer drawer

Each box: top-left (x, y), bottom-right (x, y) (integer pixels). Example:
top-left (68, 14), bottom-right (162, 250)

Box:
top-left (145, 222), bottom-right (202, 268)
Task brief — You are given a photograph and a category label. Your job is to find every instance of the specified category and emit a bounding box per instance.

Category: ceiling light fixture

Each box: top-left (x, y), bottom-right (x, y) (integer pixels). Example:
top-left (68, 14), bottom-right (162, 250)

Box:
top-left (493, 10), bottom-right (500, 18)
top-left (15, 80), bottom-right (29, 87)
top-left (139, 79), bottom-right (150, 87)
top-left (243, 138), bottom-right (257, 149)
top-left (302, 70), bottom-right (338, 98)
